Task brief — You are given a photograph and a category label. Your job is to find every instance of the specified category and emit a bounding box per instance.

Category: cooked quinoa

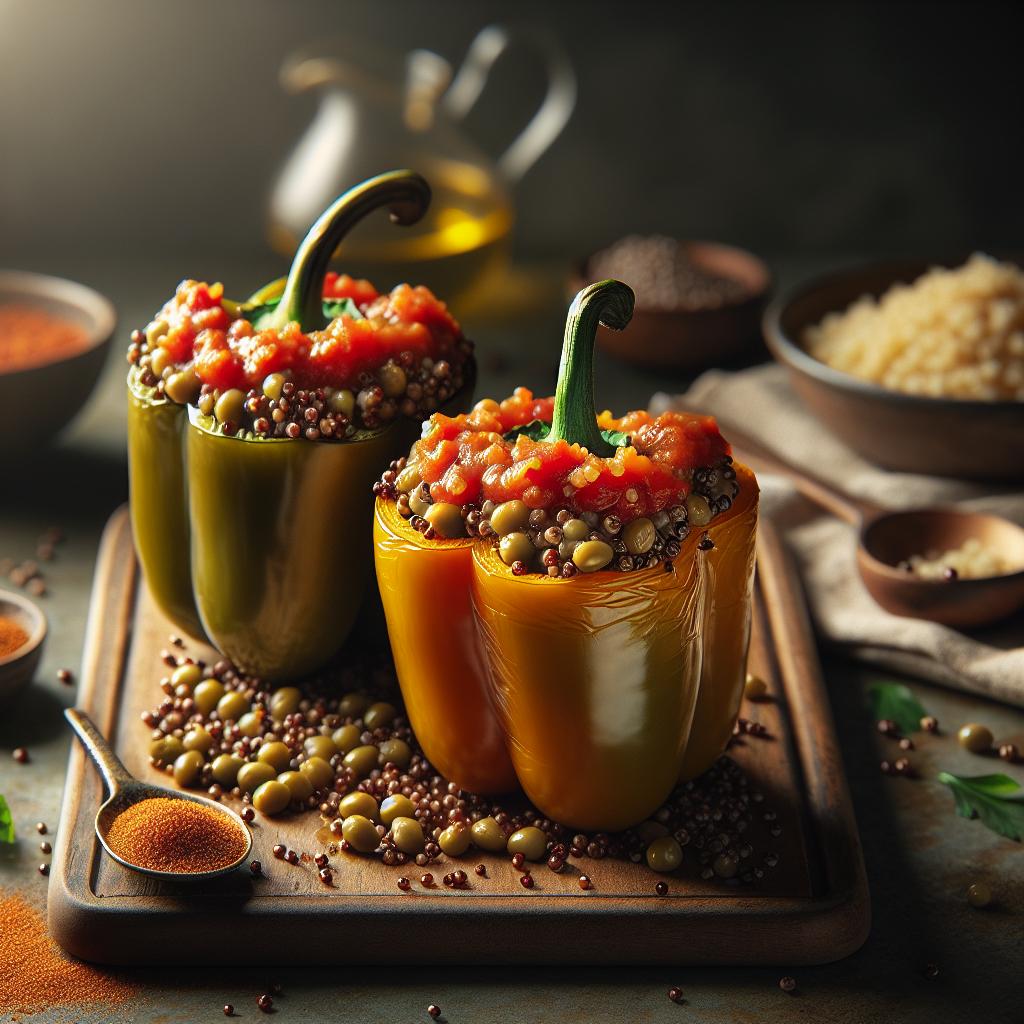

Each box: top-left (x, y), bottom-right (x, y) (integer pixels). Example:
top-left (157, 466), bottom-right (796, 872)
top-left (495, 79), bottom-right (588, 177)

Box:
top-left (803, 254), bottom-right (1024, 401)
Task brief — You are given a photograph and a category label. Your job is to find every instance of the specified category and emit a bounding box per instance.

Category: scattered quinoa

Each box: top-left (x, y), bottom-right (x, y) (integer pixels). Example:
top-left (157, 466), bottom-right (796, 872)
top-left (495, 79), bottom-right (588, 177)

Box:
top-left (104, 797), bottom-right (248, 873)
top-left (804, 254), bottom-right (1024, 400)
top-left (0, 890), bottom-right (135, 1017)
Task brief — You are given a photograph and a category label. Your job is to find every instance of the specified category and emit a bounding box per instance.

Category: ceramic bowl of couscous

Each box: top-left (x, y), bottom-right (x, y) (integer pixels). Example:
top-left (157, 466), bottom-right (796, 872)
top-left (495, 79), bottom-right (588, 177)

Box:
top-left (764, 254), bottom-right (1024, 481)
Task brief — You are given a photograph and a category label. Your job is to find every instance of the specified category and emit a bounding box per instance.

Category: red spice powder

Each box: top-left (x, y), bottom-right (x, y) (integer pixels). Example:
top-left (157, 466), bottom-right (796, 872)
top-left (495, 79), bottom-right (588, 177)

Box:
top-left (0, 304), bottom-right (91, 373)
top-left (0, 617), bottom-right (29, 658)
top-left (0, 890), bottom-right (136, 1018)
top-left (104, 797), bottom-right (247, 873)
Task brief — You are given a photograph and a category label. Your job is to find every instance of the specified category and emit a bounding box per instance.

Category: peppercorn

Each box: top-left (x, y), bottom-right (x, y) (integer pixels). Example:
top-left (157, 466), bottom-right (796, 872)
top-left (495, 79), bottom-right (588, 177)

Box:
top-left (223, 1004), bottom-right (234, 1017)
top-left (250, 860), bottom-right (262, 877)
top-left (779, 976), bottom-right (796, 993)
top-left (38, 863), bottom-right (49, 876)
top-left (13, 747), bottom-right (29, 764)
top-left (272, 844), bottom-right (286, 859)
top-left (257, 993), bottom-right (273, 1012)
top-left (520, 874), bottom-right (534, 889)
top-left (428, 1005), bottom-right (441, 1019)
top-left (474, 864), bottom-right (487, 877)
top-left (578, 874), bottom-right (592, 890)
top-left (398, 876), bottom-right (411, 891)
top-left (999, 743), bottom-right (1019, 763)
top-left (668, 987), bottom-right (684, 1003)
top-left (655, 881), bottom-right (668, 896)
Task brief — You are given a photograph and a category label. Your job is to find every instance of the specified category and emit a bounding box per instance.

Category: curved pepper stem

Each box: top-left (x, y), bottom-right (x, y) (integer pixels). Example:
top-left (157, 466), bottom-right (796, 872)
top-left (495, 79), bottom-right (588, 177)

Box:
top-left (545, 279), bottom-right (635, 456)
top-left (255, 169), bottom-right (431, 332)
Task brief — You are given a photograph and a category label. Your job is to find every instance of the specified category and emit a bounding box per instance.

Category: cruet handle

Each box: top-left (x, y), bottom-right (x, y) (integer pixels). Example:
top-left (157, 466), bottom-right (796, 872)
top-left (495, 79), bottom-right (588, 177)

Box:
top-left (442, 24), bottom-right (577, 182)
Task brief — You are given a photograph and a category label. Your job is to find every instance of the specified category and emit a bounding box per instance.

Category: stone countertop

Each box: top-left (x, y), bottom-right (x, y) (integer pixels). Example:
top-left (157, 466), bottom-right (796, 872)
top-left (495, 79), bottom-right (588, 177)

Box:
top-left (0, 255), bottom-right (1021, 1024)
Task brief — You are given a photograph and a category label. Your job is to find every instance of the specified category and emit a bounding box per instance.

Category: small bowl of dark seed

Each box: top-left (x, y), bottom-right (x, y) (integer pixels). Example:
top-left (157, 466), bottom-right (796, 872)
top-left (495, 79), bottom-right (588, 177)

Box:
top-left (0, 587), bottom-right (46, 706)
top-left (572, 237), bottom-right (770, 371)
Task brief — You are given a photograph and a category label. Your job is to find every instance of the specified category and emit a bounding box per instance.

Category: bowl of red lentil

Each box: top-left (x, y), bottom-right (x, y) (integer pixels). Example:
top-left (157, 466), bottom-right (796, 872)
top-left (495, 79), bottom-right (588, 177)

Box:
top-left (0, 587), bottom-right (46, 705)
top-left (0, 270), bottom-right (116, 452)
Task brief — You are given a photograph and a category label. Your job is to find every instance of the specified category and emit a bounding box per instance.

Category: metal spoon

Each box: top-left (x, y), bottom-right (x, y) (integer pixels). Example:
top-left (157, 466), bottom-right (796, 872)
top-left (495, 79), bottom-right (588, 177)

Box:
top-left (65, 708), bottom-right (252, 879)
top-left (720, 425), bottom-right (1024, 628)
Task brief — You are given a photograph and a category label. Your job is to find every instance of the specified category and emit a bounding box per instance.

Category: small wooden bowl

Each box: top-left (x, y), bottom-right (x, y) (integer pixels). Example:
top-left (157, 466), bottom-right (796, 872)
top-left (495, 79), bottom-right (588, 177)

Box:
top-left (764, 260), bottom-right (1024, 481)
top-left (0, 270), bottom-right (116, 455)
top-left (857, 508), bottom-right (1024, 628)
top-left (0, 588), bottom-right (47, 706)
top-left (572, 241), bottom-right (771, 371)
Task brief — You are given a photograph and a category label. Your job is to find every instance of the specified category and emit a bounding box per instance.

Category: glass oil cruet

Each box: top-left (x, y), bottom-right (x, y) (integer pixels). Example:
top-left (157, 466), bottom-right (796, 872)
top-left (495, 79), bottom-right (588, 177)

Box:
top-left (267, 26), bottom-right (576, 308)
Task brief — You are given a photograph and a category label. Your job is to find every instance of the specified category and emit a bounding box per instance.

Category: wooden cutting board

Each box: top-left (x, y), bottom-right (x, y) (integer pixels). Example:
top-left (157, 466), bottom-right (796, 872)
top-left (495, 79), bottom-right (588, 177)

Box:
top-left (48, 507), bottom-right (869, 965)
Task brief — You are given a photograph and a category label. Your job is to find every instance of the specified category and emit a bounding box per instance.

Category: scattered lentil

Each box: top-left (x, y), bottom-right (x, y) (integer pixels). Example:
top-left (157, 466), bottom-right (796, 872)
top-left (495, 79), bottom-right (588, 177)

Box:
top-left (967, 882), bottom-right (992, 908)
top-left (957, 723), bottom-right (993, 754)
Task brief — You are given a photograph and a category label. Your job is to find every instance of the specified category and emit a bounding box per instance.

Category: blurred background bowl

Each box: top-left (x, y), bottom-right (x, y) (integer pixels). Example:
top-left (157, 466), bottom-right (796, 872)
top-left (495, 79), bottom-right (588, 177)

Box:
top-left (764, 259), bottom-right (1024, 481)
top-left (0, 588), bottom-right (46, 707)
top-left (0, 270), bottom-right (116, 454)
top-left (572, 240), bottom-right (770, 371)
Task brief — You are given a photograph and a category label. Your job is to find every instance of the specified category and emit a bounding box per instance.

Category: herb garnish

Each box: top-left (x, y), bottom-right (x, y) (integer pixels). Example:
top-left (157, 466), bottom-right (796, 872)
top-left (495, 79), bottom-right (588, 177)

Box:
top-left (0, 795), bottom-right (14, 844)
top-left (868, 682), bottom-right (928, 734)
top-left (504, 419), bottom-right (631, 450)
top-left (938, 772), bottom-right (1024, 842)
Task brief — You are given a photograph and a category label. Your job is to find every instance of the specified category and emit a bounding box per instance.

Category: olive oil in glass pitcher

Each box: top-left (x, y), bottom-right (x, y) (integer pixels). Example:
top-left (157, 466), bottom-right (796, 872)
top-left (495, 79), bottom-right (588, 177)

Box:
top-left (267, 26), bottom-right (575, 309)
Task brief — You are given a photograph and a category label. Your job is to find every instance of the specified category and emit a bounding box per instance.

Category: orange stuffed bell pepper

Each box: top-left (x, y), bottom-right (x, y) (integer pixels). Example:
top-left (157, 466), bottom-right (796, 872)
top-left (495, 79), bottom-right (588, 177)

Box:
top-left (373, 280), bottom-right (758, 827)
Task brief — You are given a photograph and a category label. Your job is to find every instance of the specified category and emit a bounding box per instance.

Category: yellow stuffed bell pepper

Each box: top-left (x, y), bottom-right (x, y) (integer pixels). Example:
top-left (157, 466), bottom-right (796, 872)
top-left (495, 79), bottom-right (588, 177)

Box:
top-left (374, 281), bottom-right (758, 828)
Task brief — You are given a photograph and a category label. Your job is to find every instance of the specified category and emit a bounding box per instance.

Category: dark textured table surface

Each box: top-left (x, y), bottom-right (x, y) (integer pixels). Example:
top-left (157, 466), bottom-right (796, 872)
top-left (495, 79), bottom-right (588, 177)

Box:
top-left (0, 255), bottom-right (1020, 1023)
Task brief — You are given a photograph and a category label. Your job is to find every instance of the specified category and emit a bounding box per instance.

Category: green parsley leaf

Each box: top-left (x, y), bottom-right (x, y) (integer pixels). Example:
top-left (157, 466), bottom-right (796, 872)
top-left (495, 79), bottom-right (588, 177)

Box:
top-left (0, 794), bottom-right (14, 844)
top-left (938, 772), bottom-right (1024, 842)
top-left (867, 682), bottom-right (928, 734)
top-left (504, 419), bottom-right (631, 449)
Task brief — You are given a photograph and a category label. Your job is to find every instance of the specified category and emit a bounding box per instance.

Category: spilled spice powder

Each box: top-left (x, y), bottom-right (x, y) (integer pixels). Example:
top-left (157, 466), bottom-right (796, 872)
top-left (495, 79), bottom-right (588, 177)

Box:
top-left (104, 797), bottom-right (247, 873)
top-left (0, 617), bottom-right (29, 658)
top-left (0, 889), bottom-right (135, 1018)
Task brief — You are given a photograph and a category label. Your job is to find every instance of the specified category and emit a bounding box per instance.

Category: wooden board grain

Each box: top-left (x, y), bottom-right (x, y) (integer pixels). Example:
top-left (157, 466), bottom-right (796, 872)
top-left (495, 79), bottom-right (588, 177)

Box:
top-left (48, 507), bottom-right (869, 965)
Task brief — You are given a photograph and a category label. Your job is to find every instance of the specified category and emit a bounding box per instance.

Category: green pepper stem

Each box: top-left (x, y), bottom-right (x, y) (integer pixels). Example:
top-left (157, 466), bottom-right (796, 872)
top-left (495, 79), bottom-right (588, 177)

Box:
top-left (545, 279), bottom-right (635, 456)
top-left (258, 170), bottom-right (431, 332)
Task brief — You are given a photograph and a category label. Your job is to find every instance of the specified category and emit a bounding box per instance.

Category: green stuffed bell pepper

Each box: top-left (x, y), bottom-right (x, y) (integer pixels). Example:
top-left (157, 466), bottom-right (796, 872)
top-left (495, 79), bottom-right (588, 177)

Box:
top-left (126, 170), bottom-right (475, 679)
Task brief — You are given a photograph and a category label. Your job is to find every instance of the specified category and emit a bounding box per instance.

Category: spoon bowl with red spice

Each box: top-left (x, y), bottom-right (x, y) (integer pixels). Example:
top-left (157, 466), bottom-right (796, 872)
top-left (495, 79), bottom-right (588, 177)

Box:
top-left (65, 709), bottom-right (252, 880)
top-left (0, 588), bottom-right (46, 706)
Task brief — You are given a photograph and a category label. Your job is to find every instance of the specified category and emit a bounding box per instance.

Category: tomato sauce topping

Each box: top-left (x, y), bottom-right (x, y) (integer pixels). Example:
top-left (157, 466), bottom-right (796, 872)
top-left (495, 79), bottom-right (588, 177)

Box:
top-left (150, 276), bottom-right (468, 394)
top-left (411, 392), bottom-right (729, 519)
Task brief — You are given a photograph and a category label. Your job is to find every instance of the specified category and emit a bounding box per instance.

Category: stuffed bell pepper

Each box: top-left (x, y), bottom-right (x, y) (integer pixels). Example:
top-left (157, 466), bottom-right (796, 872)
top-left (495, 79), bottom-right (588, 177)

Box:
top-left (373, 280), bottom-right (759, 828)
top-left (126, 170), bottom-right (474, 679)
